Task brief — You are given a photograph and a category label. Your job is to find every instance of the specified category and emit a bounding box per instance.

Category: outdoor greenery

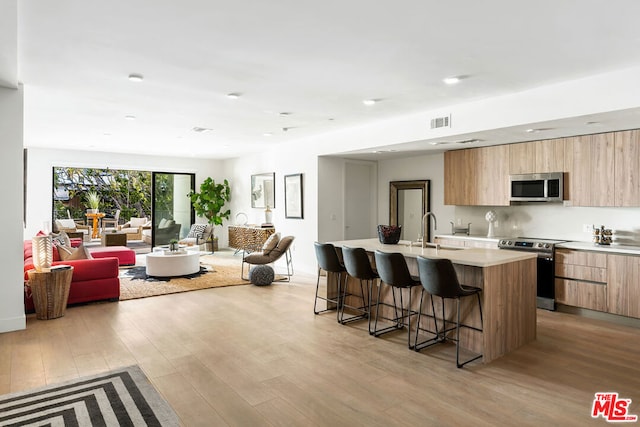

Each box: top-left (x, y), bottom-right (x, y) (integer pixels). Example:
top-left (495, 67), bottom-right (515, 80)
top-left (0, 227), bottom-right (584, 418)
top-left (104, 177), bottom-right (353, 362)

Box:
top-left (53, 167), bottom-right (152, 222)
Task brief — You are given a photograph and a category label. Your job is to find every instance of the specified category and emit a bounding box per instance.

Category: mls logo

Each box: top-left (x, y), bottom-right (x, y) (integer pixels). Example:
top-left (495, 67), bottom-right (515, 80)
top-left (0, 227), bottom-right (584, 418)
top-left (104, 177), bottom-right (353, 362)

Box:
top-left (592, 392), bottom-right (638, 422)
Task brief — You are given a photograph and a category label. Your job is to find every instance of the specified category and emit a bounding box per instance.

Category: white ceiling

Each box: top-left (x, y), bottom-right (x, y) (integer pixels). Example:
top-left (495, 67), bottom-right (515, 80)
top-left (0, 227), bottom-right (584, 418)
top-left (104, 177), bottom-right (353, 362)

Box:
top-left (13, 0), bottom-right (640, 159)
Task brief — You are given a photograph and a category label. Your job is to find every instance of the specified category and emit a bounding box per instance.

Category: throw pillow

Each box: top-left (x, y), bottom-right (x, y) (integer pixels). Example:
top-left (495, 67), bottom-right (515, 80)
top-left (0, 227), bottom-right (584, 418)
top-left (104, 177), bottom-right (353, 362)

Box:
top-left (187, 224), bottom-right (208, 239)
top-left (56, 218), bottom-right (77, 229)
top-left (51, 231), bottom-right (71, 247)
top-left (262, 232), bottom-right (280, 255)
top-left (58, 244), bottom-right (92, 261)
top-left (158, 218), bottom-right (168, 228)
top-left (130, 217), bottom-right (148, 228)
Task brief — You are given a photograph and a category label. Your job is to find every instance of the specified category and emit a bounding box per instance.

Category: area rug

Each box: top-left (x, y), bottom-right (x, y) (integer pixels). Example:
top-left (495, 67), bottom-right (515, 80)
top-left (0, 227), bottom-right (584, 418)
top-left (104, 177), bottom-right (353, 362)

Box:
top-left (0, 365), bottom-right (178, 426)
top-left (119, 254), bottom-right (250, 300)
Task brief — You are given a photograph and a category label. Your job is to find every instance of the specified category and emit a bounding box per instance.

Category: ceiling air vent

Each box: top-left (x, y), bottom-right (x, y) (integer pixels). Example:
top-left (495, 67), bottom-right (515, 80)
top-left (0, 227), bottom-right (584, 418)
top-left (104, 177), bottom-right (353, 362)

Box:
top-left (430, 115), bottom-right (451, 129)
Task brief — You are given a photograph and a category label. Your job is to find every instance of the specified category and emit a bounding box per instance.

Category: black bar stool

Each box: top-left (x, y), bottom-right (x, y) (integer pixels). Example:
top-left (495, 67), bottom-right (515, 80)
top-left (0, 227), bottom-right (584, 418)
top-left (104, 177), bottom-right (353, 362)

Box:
top-left (415, 256), bottom-right (483, 368)
top-left (372, 250), bottom-right (422, 349)
top-left (341, 246), bottom-right (377, 327)
top-left (313, 242), bottom-right (345, 321)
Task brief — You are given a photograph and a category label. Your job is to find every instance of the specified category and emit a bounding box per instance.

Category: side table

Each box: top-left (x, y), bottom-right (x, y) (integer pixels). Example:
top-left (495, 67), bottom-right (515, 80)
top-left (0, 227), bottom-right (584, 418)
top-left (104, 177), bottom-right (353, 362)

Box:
top-left (27, 267), bottom-right (74, 320)
top-left (101, 232), bottom-right (127, 247)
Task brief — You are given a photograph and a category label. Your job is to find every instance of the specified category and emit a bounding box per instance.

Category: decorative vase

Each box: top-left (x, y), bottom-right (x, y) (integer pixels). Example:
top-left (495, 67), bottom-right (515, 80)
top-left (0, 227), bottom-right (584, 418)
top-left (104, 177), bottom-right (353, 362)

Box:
top-left (32, 235), bottom-right (53, 272)
top-left (485, 210), bottom-right (497, 238)
top-left (377, 225), bottom-right (402, 244)
top-left (264, 207), bottom-right (273, 224)
top-left (169, 241), bottom-right (179, 251)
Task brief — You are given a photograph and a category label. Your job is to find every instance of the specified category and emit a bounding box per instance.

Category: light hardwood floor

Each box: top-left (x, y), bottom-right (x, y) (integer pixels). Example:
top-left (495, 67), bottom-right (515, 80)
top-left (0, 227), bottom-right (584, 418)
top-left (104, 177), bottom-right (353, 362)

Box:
top-left (2, 263), bottom-right (639, 426)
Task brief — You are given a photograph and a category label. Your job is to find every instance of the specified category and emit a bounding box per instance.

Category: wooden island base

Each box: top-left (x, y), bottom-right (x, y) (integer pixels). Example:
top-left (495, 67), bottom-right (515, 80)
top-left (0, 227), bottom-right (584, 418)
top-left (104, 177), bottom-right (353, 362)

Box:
top-left (328, 239), bottom-right (538, 364)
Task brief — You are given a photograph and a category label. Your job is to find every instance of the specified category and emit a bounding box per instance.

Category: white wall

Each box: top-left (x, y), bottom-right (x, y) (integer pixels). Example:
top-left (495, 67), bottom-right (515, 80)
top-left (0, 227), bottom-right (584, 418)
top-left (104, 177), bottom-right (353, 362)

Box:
top-left (24, 148), bottom-right (227, 244)
top-left (377, 153), bottom-right (455, 242)
top-left (224, 145), bottom-right (318, 275)
top-left (0, 85), bottom-right (25, 333)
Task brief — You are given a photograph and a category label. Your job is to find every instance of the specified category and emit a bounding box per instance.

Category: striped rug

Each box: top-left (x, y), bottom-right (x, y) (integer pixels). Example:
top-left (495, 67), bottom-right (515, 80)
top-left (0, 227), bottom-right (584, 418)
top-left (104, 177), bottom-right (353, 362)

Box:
top-left (0, 365), bottom-right (178, 426)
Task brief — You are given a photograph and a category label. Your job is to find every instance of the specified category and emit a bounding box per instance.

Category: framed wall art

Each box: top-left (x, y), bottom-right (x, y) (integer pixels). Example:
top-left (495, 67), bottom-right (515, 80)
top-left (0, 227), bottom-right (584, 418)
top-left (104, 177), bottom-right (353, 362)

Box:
top-left (284, 173), bottom-right (303, 219)
top-left (251, 172), bottom-right (275, 209)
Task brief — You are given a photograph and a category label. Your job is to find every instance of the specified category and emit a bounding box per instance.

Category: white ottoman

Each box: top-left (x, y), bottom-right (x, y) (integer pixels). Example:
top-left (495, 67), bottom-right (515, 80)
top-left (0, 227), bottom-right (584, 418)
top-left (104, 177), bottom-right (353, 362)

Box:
top-left (146, 250), bottom-right (200, 277)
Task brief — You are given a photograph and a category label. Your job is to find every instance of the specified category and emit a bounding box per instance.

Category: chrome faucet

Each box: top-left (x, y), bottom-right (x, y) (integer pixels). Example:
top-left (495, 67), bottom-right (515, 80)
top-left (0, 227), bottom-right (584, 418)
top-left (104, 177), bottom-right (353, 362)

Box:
top-left (421, 212), bottom-right (437, 248)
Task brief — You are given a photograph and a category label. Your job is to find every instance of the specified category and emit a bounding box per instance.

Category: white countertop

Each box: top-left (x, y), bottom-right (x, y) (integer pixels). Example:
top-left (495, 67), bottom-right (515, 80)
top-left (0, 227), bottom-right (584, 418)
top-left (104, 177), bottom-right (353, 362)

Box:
top-left (557, 241), bottom-right (640, 256)
top-left (329, 238), bottom-right (536, 268)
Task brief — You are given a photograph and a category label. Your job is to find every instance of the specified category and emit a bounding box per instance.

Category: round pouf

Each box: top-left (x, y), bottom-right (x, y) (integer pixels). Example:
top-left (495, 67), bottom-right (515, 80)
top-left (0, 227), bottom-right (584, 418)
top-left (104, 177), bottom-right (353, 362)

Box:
top-left (249, 265), bottom-right (275, 286)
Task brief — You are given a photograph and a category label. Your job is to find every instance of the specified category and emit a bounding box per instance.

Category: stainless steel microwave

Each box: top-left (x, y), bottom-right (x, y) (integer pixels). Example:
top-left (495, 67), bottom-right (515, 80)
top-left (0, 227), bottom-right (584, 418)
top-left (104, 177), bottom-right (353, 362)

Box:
top-left (509, 172), bottom-right (563, 202)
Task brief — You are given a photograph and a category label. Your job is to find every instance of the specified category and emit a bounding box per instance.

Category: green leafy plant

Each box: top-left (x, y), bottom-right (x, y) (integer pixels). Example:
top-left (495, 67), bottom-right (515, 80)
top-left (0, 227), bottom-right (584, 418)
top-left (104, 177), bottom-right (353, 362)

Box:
top-left (85, 190), bottom-right (101, 210)
top-left (188, 178), bottom-right (231, 228)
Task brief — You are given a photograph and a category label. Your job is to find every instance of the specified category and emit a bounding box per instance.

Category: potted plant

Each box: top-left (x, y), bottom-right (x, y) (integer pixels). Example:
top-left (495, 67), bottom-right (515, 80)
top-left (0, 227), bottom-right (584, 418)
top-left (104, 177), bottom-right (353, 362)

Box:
top-left (188, 177), bottom-right (231, 253)
top-left (169, 238), bottom-right (179, 252)
top-left (85, 191), bottom-right (100, 213)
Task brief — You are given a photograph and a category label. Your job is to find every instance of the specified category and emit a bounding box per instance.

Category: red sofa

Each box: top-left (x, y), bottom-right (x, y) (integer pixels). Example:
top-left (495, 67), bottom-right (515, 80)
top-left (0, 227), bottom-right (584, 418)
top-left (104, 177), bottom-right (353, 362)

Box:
top-left (23, 240), bottom-right (120, 312)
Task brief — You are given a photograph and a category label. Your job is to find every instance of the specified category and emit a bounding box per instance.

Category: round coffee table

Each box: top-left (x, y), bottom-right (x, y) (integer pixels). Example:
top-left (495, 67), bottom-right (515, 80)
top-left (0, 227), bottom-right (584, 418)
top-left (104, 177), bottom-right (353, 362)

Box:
top-left (146, 250), bottom-right (200, 277)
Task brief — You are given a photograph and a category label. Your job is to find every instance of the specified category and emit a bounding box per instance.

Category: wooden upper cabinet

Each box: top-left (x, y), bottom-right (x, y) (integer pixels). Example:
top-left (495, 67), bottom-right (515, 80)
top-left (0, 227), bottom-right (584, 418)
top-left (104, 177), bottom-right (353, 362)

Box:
top-left (614, 130), bottom-right (640, 206)
top-left (564, 132), bottom-right (615, 206)
top-left (444, 149), bottom-right (476, 206)
top-left (535, 138), bottom-right (564, 173)
top-left (476, 145), bottom-right (510, 206)
top-left (509, 142), bottom-right (535, 174)
top-left (444, 145), bottom-right (509, 206)
top-left (509, 139), bottom-right (564, 174)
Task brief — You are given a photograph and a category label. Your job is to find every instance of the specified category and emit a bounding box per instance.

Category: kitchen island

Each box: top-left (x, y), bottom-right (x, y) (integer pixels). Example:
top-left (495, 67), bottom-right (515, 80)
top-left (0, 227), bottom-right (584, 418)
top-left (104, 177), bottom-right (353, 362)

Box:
top-left (328, 238), bottom-right (538, 363)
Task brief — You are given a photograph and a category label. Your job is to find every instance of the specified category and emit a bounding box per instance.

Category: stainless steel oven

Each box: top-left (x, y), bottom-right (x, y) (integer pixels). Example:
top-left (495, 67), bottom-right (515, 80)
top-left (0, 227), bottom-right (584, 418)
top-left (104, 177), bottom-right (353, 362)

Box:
top-left (498, 237), bottom-right (567, 310)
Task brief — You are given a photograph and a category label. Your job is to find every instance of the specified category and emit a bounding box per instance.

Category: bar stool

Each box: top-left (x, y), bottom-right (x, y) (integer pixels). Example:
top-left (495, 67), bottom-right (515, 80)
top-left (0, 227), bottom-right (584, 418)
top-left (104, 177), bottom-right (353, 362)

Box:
top-left (372, 250), bottom-right (423, 348)
top-left (341, 246), bottom-right (377, 327)
top-left (415, 256), bottom-right (483, 368)
top-left (313, 242), bottom-right (345, 322)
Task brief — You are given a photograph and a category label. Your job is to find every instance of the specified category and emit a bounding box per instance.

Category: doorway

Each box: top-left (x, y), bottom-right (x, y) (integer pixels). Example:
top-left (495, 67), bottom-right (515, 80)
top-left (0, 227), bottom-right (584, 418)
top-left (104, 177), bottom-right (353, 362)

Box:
top-left (151, 172), bottom-right (195, 247)
top-left (344, 161), bottom-right (377, 240)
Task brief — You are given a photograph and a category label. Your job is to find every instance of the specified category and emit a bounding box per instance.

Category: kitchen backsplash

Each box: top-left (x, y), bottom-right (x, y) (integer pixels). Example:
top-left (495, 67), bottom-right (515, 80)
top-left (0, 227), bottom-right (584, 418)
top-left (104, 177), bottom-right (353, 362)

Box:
top-left (453, 205), bottom-right (640, 245)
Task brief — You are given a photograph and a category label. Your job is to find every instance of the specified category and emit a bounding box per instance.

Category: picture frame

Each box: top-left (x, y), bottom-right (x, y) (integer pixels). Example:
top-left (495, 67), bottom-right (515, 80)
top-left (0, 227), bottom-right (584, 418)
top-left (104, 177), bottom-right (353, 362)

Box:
top-left (251, 172), bottom-right (275, 209)
top-left (284, 173), bottom-right (303, 219)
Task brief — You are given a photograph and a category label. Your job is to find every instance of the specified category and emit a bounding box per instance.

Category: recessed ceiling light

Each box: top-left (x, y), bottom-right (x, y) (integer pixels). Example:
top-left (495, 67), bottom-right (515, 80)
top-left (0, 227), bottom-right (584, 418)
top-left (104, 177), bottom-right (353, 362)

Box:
top-left (128, 74), bottom-right (144, 82)
top-left (227, 93), bottom-right (241, 99)
top-left (430, 141), bottom-right (449, 146)
top-left (443, 76), bottom-right (460, 85)
top-left (124, 115), bottom-right (136, 120)
top-left (586, 121), bottom-right (600, 125)
top-left (192, 127), bottom-right (212, 133)
top-left (363, 99), bottom-right (376, 106)
top-left (263, 132), bottom-right (273, 137)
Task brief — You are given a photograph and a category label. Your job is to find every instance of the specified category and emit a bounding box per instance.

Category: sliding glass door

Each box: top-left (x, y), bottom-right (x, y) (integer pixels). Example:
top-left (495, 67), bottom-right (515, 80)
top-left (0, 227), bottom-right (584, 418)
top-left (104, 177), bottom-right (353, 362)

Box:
top-left (151, 172), bottom-right (195, 247)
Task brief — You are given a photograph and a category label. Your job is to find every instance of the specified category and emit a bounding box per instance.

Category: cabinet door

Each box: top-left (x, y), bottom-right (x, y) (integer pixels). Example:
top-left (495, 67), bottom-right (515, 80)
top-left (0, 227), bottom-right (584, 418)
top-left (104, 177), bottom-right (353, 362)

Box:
top-left (509, 142), bottom-right (535, 174)
top-left (536, 138), bottom-right (564, 173)
top-left (607, 254), bottom-right (640, 318)
top-left (614, 129), bottom-right (640, 206)
top-left (476, 145), bottom-right (510, 206)
top-left (565, 133), bottom-right (615, 206)
top-left (590, 133), bottom-right (615, 206)
top-left (555, 278), bottom-right (607, 312)
top-left (444, 149), bottom-right (476, 205)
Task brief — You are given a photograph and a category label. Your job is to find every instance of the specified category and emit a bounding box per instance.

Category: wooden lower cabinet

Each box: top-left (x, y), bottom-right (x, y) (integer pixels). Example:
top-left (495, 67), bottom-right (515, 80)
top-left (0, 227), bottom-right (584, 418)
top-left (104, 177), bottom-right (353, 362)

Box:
top-left (554, 278), bottom-right (607, 312)
top-left (607, 254), bottom-right (640, 318)
top-left (554, 249), bottom-right (607, 312)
